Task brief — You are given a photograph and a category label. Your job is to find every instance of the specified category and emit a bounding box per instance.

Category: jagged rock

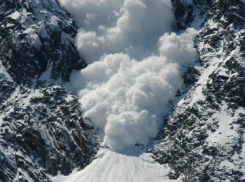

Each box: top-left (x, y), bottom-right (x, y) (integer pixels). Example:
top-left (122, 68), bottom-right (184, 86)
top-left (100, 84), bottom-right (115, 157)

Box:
top-left (0, 0), bottom-right (86, 84)
top-left (153, 0), bottom-right (245, 181)
top-left (0, 0), bottom-right (97, 181)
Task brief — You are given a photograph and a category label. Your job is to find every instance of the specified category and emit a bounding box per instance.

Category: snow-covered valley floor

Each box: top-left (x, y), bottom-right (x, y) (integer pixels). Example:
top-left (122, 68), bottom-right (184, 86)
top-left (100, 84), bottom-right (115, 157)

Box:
top-left (51, 146), bottom-right (179, 182)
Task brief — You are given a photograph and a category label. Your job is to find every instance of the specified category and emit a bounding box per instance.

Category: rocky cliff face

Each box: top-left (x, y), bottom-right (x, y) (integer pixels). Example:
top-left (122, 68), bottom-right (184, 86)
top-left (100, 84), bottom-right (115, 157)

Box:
top-left (0, 0), bottom-right (86, 84)
top-left (0, 0), bottom-right (97, 181)
top-left (1, 0), bottom-right (245, 181)
top-left (153, 0), bottom-right (245, 181)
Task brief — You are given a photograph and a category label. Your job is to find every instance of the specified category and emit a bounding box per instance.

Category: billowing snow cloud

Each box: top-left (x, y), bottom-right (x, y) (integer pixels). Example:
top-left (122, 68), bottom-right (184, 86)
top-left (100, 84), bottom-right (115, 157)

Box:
top-left (60, 0), bottom-right (174, 62)
top-left (61, 0), bottom-right (198, 150)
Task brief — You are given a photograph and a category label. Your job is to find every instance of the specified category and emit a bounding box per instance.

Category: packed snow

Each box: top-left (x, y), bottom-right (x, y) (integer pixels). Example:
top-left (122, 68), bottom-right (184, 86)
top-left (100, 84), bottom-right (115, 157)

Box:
top-left (8, 11), bottom-right (21, 20)
top-left (206, 102), bottom-right (239, 145)
top-left (0, 62), bottom-right (12, 81)
top-left (51, 147), bottom-right (180, 182)
top-left (23, 28), bottom-right (42, 50)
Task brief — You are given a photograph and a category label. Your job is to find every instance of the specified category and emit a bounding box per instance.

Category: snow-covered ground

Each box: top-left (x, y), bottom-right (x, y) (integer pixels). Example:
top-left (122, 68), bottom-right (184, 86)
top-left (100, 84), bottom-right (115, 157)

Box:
top-left (51, 147), bottom-right (179, 182)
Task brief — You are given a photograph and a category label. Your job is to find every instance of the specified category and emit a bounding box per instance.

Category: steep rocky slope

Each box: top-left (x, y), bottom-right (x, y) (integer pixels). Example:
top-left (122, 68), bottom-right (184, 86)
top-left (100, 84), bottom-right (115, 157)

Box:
top-left (0, 0), bottom-right (97, 181)
top-left (153, 0), bottom-right (245, 181)
top-left (1, 0), bottom-right (245, 182)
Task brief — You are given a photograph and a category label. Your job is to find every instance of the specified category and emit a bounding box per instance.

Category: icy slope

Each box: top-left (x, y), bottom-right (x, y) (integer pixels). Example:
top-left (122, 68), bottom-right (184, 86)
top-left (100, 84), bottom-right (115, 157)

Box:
top-left (52, 147), bottom-right (179, 182)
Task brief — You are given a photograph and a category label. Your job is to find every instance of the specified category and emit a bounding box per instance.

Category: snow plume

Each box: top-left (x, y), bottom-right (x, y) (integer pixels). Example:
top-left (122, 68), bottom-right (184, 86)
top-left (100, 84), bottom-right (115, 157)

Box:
top-left (60, 0), bottom-right (174, 62)
top-left (60, 0), bottom-right (198, 150)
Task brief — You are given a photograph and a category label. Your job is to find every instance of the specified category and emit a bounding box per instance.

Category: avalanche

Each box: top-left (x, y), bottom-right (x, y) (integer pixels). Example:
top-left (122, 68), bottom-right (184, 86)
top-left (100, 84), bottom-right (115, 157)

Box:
top-left (61, 0), bottom-right (198, 150)
top-left (51, 147), bottom-right (180, 182)
top-left (57, 0), bottom-right (197, 181)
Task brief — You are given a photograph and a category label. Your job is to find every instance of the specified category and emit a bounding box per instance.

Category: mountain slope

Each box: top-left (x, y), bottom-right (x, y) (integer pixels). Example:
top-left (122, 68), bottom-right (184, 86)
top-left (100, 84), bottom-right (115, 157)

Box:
top-left (51, 147), bottom-right (178, 182)
top-left (153, 0), bottom-right (245, 181)
top-left (1, 0), bottom-right (245, 182)
top-left (0, 0), bottom-right (97, 181)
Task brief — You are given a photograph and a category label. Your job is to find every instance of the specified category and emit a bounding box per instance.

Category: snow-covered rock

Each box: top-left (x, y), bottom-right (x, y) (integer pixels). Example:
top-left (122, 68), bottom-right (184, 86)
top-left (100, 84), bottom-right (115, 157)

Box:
top-left (0, 0), bottom-right (97, 181)
top-left (153, 0), bottom-right (245, 181)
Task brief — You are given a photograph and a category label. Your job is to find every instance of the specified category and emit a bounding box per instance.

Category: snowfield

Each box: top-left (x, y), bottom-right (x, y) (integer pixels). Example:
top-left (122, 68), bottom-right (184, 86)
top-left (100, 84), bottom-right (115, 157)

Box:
top-left (51, 147), bottom-right (179, 182)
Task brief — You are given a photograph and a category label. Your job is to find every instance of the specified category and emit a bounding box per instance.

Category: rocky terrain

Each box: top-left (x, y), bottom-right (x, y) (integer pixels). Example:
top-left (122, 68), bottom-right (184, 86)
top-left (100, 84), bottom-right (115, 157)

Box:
top-left (1, 0), bottom-right (245, 181)
top-left (0, 0), bottom-right (97, 181)
top-left (153, 0), bottom-right (245, 181)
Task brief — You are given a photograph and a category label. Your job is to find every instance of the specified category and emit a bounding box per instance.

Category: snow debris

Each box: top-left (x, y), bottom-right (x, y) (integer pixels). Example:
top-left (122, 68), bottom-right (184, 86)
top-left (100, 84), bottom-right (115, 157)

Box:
top-left (51, 147), bottom-right (180, 182)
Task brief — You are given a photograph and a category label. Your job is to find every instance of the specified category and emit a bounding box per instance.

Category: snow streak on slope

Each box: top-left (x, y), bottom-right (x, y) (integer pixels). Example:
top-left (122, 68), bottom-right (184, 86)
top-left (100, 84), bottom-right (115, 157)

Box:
top-left (60, 0), bottom-right (198, 150)
top-left (51, 147), bottom-right (180, 182)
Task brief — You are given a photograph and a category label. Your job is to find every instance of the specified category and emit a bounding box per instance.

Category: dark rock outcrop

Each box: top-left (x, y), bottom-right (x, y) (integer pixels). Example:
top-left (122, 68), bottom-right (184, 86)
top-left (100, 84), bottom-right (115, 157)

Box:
top-left (153, 0), bottom-right (245, 181)
top-left (0, 0), bottom-right (97, 181)
top-left (0, 0), bottom-right (86, 84)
